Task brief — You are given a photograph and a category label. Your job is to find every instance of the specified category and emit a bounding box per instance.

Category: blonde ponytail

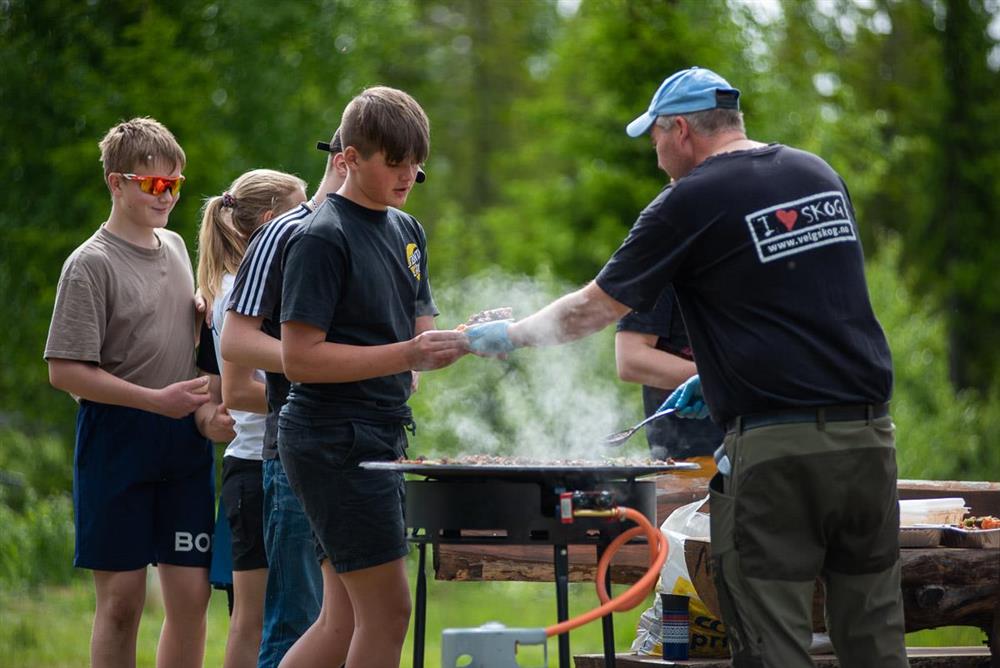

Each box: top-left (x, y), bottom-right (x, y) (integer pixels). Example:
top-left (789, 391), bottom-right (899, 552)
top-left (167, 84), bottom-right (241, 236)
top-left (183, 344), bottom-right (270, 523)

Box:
top-left (196, 169), bottom-right (307, 310)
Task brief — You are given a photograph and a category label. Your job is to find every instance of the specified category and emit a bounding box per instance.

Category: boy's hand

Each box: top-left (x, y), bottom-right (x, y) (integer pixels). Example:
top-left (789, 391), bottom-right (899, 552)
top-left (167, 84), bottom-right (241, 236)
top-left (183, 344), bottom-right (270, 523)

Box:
top-left (195, 401), bottom-right (236, 443)
top-left (407, 330), bottom-right (468, 371)
top-left (154, 376), bottom-right (212, 419)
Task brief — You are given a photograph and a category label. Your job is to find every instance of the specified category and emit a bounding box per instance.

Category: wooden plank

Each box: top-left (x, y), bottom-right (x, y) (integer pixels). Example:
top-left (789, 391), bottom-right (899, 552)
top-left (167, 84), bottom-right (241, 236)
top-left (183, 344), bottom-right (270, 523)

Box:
top-left (574, 647), bottom-right (993, 668)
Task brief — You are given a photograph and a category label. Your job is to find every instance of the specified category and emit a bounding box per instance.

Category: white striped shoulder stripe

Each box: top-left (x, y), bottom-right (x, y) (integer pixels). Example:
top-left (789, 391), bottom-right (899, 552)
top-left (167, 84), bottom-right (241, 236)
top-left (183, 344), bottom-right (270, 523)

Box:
top-left (232, 204), bottom-right (312, 316)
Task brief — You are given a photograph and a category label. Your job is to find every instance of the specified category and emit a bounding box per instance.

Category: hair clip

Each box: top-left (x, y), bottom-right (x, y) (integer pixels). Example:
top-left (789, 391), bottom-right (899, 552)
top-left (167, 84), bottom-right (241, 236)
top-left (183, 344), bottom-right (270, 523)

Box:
top-left (221, 192), bottom-right (236, 208)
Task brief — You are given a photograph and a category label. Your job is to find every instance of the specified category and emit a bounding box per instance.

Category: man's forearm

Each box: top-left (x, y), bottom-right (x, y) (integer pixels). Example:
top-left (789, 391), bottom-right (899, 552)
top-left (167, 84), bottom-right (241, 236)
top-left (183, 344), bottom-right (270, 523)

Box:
top-left (510, 281), bottom-right (629, 347)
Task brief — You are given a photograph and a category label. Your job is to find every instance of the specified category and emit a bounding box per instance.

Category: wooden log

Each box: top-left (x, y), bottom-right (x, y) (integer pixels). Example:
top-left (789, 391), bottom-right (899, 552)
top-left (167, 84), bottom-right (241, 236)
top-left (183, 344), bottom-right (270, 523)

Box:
top-left (685, 539), bottom-right (1000, 634)
top-left (432, 543), bottom-right (650, 583)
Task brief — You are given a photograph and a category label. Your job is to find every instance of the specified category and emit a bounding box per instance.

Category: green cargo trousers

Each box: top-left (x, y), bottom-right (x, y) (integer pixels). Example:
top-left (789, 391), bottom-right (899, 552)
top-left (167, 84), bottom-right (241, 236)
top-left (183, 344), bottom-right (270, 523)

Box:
top-left (708, 414), bottom-right (909, 667)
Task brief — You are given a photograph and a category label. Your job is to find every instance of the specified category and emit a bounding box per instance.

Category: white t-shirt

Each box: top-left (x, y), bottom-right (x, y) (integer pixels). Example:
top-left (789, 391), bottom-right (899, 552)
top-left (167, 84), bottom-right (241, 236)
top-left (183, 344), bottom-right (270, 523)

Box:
top-left (212, 273), bottom-right (266, 460)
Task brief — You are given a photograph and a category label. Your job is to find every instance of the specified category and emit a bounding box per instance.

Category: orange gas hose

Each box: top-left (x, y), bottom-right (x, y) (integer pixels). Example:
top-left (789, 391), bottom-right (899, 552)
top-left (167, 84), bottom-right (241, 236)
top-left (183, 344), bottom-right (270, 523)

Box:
top-left (544, 506), bottom-right (667, 637)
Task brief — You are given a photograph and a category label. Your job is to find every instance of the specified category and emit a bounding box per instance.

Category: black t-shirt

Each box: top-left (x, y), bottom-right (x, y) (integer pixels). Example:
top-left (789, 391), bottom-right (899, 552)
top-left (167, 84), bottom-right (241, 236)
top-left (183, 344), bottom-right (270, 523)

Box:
top-left (597, 144), bottom-right (892, 426)
top-left (281, 194), bottom-right (438, 424)
top-left (227, 203), bottom-right (313, 459)
top-left (617, 286), bottom-right (723, 458)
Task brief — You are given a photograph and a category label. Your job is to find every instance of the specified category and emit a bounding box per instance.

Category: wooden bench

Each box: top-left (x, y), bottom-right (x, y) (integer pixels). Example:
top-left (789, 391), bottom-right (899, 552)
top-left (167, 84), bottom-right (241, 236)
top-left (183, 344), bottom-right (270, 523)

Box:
top-left (574, 646), bottom-right (993, 667)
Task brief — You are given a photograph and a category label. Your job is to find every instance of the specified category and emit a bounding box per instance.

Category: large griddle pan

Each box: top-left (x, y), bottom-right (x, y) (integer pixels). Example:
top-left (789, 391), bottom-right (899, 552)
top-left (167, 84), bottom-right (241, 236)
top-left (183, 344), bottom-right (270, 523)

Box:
top-left (360, 460), bottom-right (699, 482)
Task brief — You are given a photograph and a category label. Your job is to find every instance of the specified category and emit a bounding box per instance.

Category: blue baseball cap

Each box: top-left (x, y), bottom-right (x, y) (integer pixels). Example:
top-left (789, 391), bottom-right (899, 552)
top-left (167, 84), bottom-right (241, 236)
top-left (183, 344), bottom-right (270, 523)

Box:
top-left (626, 67), bottom-right (741, 138)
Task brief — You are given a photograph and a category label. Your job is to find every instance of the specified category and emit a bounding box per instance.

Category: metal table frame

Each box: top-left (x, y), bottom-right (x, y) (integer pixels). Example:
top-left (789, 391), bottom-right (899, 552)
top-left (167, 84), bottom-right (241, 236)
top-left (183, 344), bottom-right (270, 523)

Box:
top-left (405, 477), bottom-right (657, 668)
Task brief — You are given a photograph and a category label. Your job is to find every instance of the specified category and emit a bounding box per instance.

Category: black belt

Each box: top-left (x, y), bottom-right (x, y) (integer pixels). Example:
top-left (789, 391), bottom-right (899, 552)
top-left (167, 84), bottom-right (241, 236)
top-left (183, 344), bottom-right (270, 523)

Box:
top-left (727, 403), bottom-right (889, 433)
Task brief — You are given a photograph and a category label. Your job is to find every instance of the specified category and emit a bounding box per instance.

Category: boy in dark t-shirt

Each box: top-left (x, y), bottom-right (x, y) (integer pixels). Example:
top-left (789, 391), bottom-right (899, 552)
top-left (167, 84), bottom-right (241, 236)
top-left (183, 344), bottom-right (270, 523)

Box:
top-left (220, 131), bottom-right (347, 668)
top-left (277, 87), bottom-right (467, 668)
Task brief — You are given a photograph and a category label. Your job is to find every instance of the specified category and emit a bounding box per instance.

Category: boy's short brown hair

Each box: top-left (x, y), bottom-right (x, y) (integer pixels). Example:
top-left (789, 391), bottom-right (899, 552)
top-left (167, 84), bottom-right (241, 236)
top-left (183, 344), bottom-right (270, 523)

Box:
top-left (328, 127), bottom-right (343, 154)
top-left (340, 87), bottom-right (429, 165)
top-left (98, 117), bottom-right (186, 177)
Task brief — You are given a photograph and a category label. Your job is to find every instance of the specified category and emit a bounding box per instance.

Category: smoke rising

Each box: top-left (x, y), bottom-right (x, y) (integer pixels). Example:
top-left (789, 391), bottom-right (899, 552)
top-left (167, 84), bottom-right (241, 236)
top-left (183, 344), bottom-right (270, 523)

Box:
top-left (408, 270), bottom-right (642, 460)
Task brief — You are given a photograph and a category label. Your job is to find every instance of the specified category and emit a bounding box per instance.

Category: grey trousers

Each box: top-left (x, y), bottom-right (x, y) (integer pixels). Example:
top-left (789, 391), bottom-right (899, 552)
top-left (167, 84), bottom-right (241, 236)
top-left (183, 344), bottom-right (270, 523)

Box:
top-left (709, 415), bottom-right (909, 668)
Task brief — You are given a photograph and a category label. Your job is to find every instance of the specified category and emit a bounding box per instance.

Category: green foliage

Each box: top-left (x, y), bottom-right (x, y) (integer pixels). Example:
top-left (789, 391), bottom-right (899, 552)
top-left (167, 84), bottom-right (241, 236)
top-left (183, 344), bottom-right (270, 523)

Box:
top-left (0, 428), bottom-right (75, 590)
top-left (0, 428), bottom-right (72, 506)
top-left (0, 491), bottom-right (75, 591)
top-left (866, 239), bottom-right (1000, 481)
top-left (466, 0), bottom-right (756, 284)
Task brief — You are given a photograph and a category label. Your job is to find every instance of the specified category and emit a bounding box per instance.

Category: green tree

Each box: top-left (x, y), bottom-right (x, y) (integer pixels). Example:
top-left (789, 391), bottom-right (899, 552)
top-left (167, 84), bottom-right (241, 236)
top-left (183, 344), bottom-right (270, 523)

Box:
top-left (777, 0), bottom-right (1000, 393)
top-left (463, 0), bottom-right (757, 283)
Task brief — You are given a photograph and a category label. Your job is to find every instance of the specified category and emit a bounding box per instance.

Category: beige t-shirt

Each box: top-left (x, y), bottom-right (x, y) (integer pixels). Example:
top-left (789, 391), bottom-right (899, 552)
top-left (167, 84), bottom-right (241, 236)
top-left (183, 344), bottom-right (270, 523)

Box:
top-left (44, 225), bottom-right (199, 389)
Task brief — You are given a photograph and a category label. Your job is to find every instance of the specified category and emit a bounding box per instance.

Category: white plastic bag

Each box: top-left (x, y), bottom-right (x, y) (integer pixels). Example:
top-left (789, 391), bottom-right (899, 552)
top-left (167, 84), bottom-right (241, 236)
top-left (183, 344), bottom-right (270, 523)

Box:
top-left (631, 496), bottom-right (730, 658)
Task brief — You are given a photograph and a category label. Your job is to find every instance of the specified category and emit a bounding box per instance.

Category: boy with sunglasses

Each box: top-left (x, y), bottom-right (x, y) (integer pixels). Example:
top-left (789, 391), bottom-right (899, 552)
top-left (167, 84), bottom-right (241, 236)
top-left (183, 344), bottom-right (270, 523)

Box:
top-left (276, 87), bottom-right (466, 668)
top-left (45, 117), bottom-right (233, 667)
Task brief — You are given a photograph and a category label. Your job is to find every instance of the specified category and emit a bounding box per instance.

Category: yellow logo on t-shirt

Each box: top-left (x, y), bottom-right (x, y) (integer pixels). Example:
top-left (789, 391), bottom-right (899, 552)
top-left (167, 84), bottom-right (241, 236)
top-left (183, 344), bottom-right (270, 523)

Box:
top-left (406, 243), bottom-right (421, 280)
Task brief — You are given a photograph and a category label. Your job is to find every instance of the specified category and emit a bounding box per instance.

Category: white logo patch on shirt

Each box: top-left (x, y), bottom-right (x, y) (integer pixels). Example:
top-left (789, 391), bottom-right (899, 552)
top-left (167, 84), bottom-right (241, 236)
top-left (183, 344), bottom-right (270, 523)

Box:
top-left (745, 191), bottom-right (856, 263)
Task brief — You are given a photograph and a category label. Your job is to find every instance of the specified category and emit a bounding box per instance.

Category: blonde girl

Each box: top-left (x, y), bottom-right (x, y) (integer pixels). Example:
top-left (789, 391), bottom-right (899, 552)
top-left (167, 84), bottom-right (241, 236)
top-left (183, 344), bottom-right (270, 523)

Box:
top-left (196, 169), bottom-right (307, 668)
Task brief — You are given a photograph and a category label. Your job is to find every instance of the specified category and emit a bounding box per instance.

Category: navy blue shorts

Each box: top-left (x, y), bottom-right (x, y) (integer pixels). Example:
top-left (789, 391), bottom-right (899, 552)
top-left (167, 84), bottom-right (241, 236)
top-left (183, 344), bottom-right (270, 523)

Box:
top-left (73, 401), bottom-right (215, 571)
top-left (278, 417), bottom-right (408, 573)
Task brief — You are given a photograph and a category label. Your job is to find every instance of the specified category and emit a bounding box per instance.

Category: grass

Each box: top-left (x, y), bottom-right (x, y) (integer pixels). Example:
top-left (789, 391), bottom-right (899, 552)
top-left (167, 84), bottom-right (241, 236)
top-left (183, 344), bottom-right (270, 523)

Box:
top-left (0, 557), bottom-right (649, 668)
top-left (1, 562), bottom-right (988, 668)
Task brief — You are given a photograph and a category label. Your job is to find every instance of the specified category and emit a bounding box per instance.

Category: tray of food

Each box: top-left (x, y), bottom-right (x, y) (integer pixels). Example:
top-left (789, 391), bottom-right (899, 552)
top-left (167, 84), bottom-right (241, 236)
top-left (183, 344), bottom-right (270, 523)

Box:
top-left (899, 525), bottom-right (943, 548)
top-left (899, 497), bottom-right (969, 526)
top-left (940, 516), bottom-right (1000, 549)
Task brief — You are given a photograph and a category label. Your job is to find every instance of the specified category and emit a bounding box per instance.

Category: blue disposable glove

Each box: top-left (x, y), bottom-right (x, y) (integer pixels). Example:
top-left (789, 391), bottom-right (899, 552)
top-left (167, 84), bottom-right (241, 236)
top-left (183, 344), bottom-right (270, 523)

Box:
top-left (464, 320), bottom-right (516, 356)
top-left (658, 374), bottom-right (710, 419)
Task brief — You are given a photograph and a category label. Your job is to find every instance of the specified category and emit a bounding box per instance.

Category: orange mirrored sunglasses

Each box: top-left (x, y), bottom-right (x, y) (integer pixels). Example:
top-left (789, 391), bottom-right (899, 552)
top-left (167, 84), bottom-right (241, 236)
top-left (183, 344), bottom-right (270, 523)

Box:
top-left (120, 173), bottom-right (185, 196)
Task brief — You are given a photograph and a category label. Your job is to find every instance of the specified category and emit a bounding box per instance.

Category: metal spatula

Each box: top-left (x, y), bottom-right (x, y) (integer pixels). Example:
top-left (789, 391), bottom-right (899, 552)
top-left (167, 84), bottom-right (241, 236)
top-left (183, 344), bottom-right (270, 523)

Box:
top-left (603, 408), bottom-right (677, 448)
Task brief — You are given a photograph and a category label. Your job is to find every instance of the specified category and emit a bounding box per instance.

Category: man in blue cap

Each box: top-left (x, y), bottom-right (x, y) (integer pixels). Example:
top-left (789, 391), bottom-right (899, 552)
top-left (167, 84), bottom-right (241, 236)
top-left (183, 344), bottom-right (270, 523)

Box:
top-left (463, 67), bottom-right (907, 667)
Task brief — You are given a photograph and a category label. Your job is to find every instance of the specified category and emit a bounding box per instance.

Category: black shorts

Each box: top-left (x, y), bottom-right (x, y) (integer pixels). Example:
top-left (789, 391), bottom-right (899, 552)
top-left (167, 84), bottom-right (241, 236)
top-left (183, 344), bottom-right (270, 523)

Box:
top-left (221, 456), bottom-right (268, 571)
top-left (278, 417), bottom-right (409, 573)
